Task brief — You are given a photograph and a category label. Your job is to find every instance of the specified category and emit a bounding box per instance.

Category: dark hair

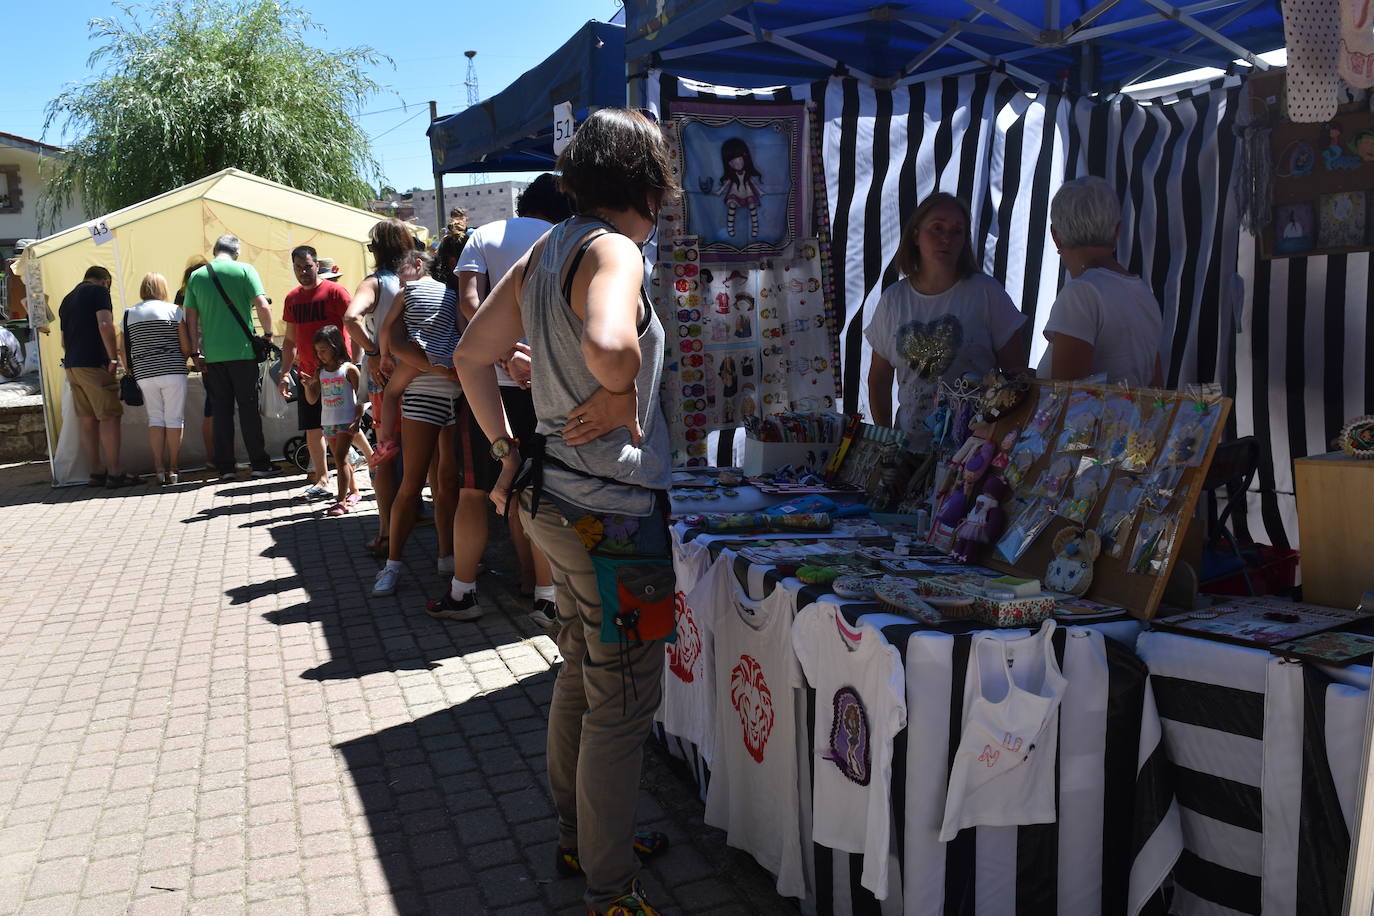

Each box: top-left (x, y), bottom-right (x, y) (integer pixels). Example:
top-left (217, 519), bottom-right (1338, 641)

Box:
top-left (312, 324), bottom-right (348, 364)
top-left (84, 265), bottom-right (112, 283)
top-left (369, 219), bottom-right (413, 273)
top-left (719, 137), bottom-right (762, 188)
top-left (290, 245), bottom-right (318, 263)
top-left (556, 108), bottom-right (678, 221)
top-left (434, 232), bottom-right (467, 287)
top-left (894, 192), bottom-right (980, 281)
top-left (516, 173), bottom-right (573, 221)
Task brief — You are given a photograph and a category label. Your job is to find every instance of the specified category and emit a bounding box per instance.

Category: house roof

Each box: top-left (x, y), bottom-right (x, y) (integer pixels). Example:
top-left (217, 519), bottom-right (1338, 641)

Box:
top-left (0, 132), bottom-right (65, 157)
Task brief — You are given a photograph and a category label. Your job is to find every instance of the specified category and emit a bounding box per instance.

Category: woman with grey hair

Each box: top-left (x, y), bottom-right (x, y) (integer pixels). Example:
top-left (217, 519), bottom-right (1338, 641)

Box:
top-left (1037, 176), bottom-right (1163, 386)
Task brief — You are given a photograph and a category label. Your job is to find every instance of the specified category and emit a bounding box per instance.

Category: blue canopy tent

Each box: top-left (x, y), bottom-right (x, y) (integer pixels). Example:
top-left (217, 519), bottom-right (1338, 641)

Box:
top-left (426, 20), bottom-right (625, 174)
top-left (623, 0), bottom-right (1283, 92)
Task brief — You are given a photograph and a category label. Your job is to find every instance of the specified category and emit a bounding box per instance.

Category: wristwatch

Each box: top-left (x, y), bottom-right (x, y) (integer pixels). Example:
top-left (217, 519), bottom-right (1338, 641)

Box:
top-left (489, 436), bottom-right (519, 461)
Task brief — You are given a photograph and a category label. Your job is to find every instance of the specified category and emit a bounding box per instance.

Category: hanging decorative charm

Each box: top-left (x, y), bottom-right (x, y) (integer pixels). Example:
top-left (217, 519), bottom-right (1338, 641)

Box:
top-left (1338, 414), bottom-right (1374, 458)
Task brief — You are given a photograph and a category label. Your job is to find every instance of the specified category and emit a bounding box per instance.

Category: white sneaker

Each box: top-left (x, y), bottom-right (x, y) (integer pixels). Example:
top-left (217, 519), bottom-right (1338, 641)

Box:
top-left (436, 555), bottom-right (455, 575)
top-left (372, 566), bottom-right (401, 597)
top-left (528, 599), bottom-right (559, 631)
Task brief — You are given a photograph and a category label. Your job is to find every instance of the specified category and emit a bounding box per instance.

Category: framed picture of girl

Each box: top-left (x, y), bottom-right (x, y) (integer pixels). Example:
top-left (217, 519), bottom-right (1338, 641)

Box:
top-left (666, 99), bottom-right (807, 261)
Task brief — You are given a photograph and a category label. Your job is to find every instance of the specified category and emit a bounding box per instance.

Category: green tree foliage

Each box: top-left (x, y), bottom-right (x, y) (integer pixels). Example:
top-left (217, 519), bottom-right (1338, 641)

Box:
top-left (43, 0), bottom-right (389, 223)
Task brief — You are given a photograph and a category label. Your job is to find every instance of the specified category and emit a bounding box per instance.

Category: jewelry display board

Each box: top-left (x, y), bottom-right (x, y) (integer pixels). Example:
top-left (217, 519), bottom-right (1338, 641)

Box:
top-left (1251, 68), bottom-right (1374, 259)
top-left (651, 97), bottom-right (843, 466)
top-left (933, 380), bottom-right (1231, 620)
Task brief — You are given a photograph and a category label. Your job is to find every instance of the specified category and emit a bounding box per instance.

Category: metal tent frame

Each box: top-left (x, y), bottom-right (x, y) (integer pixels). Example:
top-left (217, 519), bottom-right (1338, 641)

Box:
top-left (623, 0), bottom-right (1282, 93)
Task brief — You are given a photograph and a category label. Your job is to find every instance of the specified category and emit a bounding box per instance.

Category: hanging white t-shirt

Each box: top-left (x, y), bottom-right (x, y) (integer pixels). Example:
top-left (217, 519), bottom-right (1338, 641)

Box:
top-left (940, 619), bottom-right (1068, 841)
top-left (703, 566), bottom-right (808, 900)
top-left (1035, 268), bottom-right (1162, 386)
top-left (865, 273), bottom-right (1026, 449)
top-left (657, 536), bottom-right (719, 765)
top-left (791, 602), bottom-right (907, 900)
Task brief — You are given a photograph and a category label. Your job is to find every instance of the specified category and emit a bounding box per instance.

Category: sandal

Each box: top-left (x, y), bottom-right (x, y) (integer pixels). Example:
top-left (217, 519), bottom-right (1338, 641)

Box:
top-left (344, 492), bottom-right (362, 510)
top-left (325, 501), bottom-right (349, 517)
top-left (368, 439), bottom-right (400, 470)
top-left (87, 472), bottom-right (108, 487)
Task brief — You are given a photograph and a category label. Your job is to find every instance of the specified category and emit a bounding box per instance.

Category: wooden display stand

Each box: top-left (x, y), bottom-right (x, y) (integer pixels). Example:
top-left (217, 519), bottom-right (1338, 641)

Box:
top-left (951, 381), bottom-right (1230, 620)
top-left (1294, 451), bottom-right (1374, 609)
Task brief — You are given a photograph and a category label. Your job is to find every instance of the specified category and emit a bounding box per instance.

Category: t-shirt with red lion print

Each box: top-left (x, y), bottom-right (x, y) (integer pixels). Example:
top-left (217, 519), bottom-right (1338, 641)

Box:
top-left (656, 536), bottom-right (719, 765)
top-left (702, 563), bottom-right (808, 900)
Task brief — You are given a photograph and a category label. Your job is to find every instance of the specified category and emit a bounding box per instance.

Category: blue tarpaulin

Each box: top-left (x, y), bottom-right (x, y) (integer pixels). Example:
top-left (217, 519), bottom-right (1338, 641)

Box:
top-left (427, 20), bottom-right (625, 174)
top-left (623, 0), bottom-right (1284, 92)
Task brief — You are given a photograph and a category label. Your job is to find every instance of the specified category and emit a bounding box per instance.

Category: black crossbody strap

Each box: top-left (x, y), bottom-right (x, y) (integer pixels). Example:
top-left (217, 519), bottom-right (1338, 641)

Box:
top-left (560, 226), bottom-right (654, 333)
top-left (122, 311), bottom-right (135, 380)
top-left (204, 261), bottom-right (257, 344)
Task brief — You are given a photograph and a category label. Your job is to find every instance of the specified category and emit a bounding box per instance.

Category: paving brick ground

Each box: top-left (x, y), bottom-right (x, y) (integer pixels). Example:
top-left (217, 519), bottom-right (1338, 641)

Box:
top-left (0, 462), bottom-right (799, 916)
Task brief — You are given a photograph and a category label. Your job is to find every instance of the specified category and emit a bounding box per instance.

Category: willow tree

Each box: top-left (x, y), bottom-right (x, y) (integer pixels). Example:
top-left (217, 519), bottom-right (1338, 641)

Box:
top-left (42, 0), bottom-right (389, 222)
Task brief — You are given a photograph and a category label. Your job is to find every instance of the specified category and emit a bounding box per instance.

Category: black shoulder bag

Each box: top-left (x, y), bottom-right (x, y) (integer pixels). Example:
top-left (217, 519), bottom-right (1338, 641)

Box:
top-left (118, 311), bottom-right (143, 406)
top-left (205, 262), bottom-right (273, 364)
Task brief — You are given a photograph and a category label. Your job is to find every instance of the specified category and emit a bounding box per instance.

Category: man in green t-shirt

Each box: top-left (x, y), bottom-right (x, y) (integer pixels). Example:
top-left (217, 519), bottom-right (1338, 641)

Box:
top-left (184, 234), bottom-right (279, 479)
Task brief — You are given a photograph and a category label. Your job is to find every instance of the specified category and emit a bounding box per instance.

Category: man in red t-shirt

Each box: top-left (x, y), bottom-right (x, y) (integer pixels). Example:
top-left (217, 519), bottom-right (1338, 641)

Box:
top-left (280, 245), bottom-right (359, 497)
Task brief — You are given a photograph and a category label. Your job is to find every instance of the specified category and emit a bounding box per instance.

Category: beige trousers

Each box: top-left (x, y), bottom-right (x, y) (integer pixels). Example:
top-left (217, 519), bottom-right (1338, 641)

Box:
top-left (520, 493), bottom-right (665, 909)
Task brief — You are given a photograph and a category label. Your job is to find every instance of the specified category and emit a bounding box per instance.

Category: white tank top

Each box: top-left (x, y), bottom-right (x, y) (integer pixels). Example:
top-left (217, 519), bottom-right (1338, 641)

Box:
top-left (939, 620), bottom-right (1068, 841)
top-left (319, 364), bottom-right (357, 428)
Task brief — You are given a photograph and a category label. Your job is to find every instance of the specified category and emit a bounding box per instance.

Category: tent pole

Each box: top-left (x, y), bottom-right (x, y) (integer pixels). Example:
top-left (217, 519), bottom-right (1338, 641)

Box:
top-left (430, 100), bottom-right (445, 235)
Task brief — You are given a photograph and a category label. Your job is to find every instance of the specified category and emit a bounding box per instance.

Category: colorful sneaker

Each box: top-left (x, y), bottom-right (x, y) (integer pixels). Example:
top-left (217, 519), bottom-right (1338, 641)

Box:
top-left (426, 591), bottom-right (482, 622)
top-left (528, 598), bottom-right (559, 631)
top-left (372, 566), bottom-right (401, 597)
top-left (558, 831), bottom-right (670, 878)
top-left (589, 879), bottom-right (660, 916)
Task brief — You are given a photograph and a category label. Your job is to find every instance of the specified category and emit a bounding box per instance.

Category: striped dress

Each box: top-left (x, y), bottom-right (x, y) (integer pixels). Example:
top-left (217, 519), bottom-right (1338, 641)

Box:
top-left (123, 299), bottom-right (187, 379)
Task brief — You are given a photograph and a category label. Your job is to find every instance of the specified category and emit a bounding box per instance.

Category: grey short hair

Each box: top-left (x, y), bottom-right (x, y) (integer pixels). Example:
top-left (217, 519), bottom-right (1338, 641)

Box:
top-left (1050, 176), bottom-right (1121, 249)
top-left (212, 234), bottom-right (242, 259)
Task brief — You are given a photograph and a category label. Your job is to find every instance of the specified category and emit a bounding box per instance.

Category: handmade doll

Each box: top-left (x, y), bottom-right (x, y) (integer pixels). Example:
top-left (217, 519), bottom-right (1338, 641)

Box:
top-left (951, 475), bottom-right (1011, 562)
top-left (936, 437), bottom-right (996, 527)
top-left (974, 369), bottom-right (1030, 425)
top-left (1044, 528), bottom-right (1102, 596)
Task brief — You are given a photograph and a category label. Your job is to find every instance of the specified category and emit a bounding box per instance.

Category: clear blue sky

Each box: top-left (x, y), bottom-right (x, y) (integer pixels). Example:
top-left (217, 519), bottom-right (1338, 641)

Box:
top-left (2, 1), bottom-right (622, 192)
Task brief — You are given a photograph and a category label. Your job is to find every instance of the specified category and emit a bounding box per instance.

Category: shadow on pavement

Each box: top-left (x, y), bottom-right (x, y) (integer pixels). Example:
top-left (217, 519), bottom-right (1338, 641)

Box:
top-left (241, 499), bottom-right (540, 681)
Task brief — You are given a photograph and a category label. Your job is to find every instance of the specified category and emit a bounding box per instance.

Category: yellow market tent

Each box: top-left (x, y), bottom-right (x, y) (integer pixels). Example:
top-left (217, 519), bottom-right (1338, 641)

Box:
top-left (21, 168), bottom-right (381, 481)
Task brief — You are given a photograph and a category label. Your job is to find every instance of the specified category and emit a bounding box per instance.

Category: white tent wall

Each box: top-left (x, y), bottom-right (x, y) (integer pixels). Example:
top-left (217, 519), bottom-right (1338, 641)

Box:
top-left (23, 170), bottom-right (380, 484)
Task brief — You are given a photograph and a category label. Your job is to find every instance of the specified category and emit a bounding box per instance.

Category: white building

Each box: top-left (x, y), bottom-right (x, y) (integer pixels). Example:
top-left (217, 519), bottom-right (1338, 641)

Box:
top-left (1, 131), bottom-right (84, 316)
top-left (407, 179), bottom-right (528, 234)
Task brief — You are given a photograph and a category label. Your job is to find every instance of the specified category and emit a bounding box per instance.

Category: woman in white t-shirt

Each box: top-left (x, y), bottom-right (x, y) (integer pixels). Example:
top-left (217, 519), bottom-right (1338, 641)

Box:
top-left (865, 192), bottom-right (1027, 448)
top-left (1036, 176), bottom-right (1164, 387)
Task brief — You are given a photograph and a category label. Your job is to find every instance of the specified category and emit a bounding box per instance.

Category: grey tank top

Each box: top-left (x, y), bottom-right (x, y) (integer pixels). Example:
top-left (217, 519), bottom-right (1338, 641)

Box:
top-left (520, 218), bottom-right (671, 516)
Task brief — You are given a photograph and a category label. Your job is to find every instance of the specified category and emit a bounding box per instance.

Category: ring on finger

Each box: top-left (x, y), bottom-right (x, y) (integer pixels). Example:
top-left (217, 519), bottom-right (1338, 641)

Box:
top-left (577, 416), bottom-right (586, 424)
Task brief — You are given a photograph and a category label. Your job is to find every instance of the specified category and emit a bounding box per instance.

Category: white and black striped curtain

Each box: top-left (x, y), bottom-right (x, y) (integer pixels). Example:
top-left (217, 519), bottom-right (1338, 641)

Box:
top-left (647, 69), bottom-right (1372, 550)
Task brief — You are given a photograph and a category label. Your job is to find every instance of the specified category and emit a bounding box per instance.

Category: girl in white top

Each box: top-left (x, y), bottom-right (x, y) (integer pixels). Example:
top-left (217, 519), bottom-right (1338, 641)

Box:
top-left (1037, 176), bottom-right (1164, 387)
top-left (303, 325), bottom-right (363, 517)
top-left (122, 271), bottom-right (191, 485)
top-left (866, 192), bottom-right (1028, 449)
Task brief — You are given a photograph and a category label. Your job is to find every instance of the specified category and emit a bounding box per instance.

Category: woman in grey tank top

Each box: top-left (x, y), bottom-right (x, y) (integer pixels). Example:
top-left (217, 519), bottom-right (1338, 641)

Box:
top-left (454, 109), bottom-right (677, 916)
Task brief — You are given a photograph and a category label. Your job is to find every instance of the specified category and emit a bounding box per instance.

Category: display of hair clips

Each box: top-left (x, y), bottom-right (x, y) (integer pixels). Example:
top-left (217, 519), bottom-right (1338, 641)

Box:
top-left (1095, 479), bottom-right (1143, 558)
top-left (1163, 397), bottom-right (1223, 467)
top-left (1095, 392), bottom-right (1139, 464)
top-left (1023, 384), bottom-right (1069, 439)
top-left (995, 497), bottom-right (1058, 564)
top-left (1059, 459), bottom-right (1110, 523)
top-left (1004, 442), bottom-right (1039, 490)
top-left (1031, 455), bottom-right (1076, 500)
top-left (1056, 388), bottom-right (1105, 452)
top-left (1129, 512), bottom-right (1180, 575)
top-left (1121, 396), bottom-right (1177, 473)
top-left (1140, 464), bottom-right (1186, 514)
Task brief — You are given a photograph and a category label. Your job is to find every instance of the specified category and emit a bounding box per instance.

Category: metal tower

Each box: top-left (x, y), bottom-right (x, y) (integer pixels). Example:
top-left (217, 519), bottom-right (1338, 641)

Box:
top-left (464, 51), bottom-right (479, 108)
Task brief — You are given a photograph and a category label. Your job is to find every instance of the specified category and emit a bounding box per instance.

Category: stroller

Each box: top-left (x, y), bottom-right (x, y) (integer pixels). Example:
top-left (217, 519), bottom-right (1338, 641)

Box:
top-left (282, 401), bottom-right (377, 472)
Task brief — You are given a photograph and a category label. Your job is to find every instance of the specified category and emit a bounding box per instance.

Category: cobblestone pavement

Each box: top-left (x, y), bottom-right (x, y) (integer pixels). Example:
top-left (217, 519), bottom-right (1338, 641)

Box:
top-left (0, 462), bottom-right (799, 916)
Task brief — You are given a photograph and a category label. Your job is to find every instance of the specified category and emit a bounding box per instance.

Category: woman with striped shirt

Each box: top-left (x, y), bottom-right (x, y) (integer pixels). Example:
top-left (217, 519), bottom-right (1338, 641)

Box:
top-left (123, 272), bottom-right (191, 484)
